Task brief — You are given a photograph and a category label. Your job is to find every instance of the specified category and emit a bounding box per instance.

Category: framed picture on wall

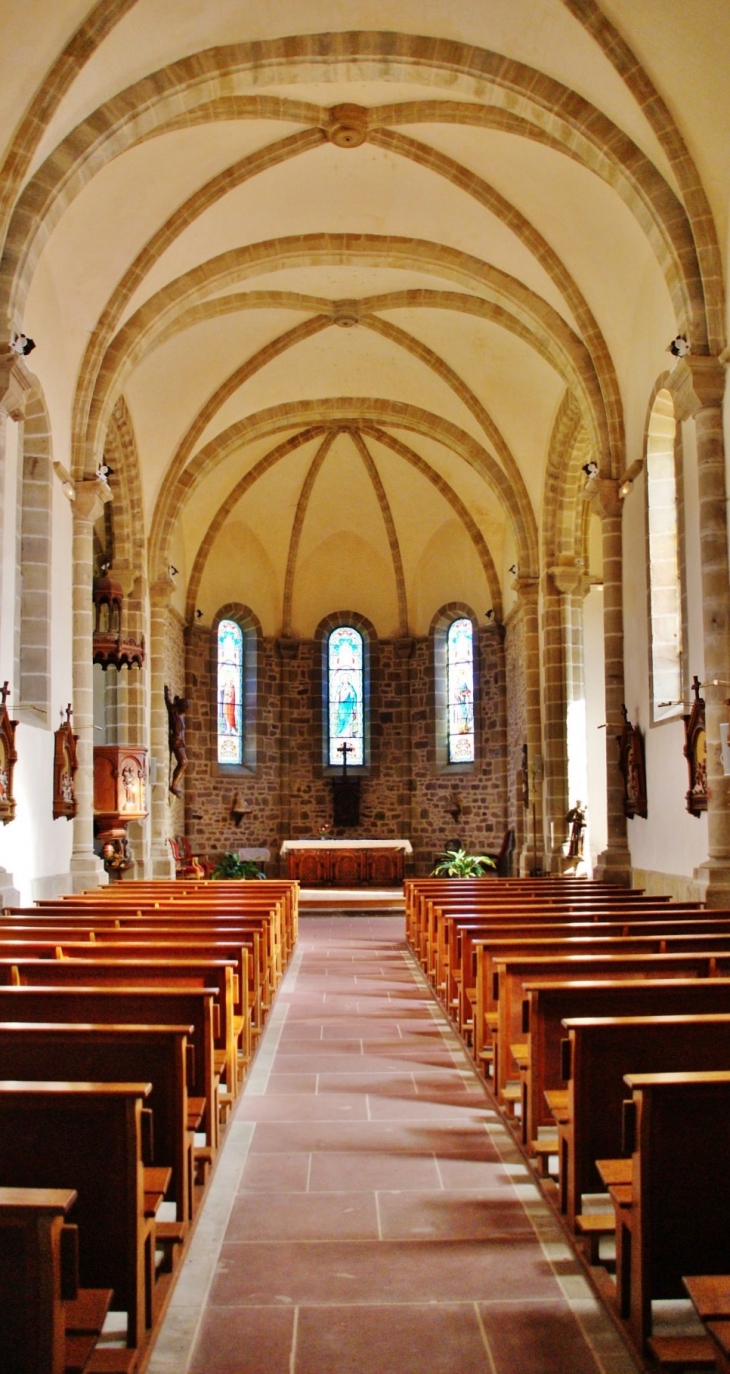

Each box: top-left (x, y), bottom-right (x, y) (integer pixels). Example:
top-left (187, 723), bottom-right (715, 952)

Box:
top-left (616, 705), bottom-right (648, 820)
top-left (683, 675), bottom-right (708, 817)
top-left (53, 704), bottom-right (78, 820)
top-left (0, 682), bottom-right (18, 826)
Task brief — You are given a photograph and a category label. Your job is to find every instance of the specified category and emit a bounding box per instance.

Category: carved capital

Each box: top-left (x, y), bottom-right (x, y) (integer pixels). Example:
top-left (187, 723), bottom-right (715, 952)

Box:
top-left (587, 476), bottom-right (622, 520)
top-left (0, 346), bottom-right (32, 420)
top-left (512, 575), bottom-right (539, 607)
top-left (73, 476), bottom-right (112, 524)
top-left (149, 575), bottom-right (175, 608)
top-left (665, 356), bottom-right (725, 420)
top-left (549, 561), bottom-right (586, 596)
top-left (393, 637), bottom-right (415, 660)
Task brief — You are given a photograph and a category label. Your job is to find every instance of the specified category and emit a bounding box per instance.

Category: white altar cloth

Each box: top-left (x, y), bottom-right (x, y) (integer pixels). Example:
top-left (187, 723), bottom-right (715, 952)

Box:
top-left (280, 838), bottom-right (413, 854)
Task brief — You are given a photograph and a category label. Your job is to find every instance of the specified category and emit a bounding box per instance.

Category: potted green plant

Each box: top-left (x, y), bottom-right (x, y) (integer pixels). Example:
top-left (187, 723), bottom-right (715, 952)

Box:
top-left (430, 848), bottom-right (496, 877)
top-left (211, 852), bottom-right (266, 880)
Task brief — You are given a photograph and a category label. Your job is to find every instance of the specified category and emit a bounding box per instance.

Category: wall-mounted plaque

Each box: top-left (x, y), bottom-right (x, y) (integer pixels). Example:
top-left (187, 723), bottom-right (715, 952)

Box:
top-left (616, 705), bottom-right (648, 820)
top-left (0, 682), bottom-right (18, 826)
top-left (53, 704), bottom-right (78, 819)
top-left (683, 675), bottom-right (707, 817)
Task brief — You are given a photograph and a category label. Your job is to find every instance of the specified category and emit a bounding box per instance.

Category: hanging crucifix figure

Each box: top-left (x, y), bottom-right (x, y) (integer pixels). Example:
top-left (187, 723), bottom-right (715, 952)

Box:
top-left (332, 740), bottom-right (360, 827)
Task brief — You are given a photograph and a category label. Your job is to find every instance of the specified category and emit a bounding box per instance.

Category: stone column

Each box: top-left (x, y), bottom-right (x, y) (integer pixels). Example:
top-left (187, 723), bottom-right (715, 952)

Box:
top-left (277, 638), bottom-right (300, 868)
top-left (668, 357), bottom-right (730, 904)
top-left (148, 575), bottom-right (176, 878)
top-left (393, 638), bottom-right (414, 848)
top-left (513, 577), bottom-right (545, 874)
top-left (0, 347), bottom-right (31, 903)
top-left (591, 479), bottom-right (632, 885)
top-left (69, 477), bottom-right (113, 890)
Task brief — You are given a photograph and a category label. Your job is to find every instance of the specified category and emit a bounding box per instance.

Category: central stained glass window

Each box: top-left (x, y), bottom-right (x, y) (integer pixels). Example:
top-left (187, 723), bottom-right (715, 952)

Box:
top-left (217, 618), bottom-right (243, 764)
top-left (328, 626), bottom-right (364, 766)
top-left (447, 617), bottom-right (475, 762)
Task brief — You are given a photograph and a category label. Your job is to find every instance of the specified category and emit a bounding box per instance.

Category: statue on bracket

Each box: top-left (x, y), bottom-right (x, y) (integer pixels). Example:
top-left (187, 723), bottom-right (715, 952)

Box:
top-left (616, 705), bottom-right (648, 819)
top-left (53, 703), bottom-right (78, 819)
top-left (0, 682), bottom-right (18, 826)
top-left (683, 675), bottom-right (707, 817)
top-left (164, 684), bottom-right (190, 798)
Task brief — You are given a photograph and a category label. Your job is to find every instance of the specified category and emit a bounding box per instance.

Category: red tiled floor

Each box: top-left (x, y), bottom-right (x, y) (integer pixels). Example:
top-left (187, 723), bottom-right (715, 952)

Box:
top-left (181, 915), bottom-right (636, 1374)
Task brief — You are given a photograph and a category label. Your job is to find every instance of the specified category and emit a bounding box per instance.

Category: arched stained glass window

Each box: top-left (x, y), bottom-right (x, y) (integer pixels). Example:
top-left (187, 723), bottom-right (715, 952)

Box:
top-left (328, 626), bottom-right (364, 766)
top-left (447, 617), bottom-right (475, 762)
top-left (217, 618), bottom-right (243, 763)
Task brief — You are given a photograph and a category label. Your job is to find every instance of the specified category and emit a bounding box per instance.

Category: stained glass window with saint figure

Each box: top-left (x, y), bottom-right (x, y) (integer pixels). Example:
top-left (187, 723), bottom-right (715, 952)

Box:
top-left (447, 617), bottom-right (475, 762)
top-left (328, 626), bottom-right (364, 766)
top-left (217, 618), bottom-right (243, 764)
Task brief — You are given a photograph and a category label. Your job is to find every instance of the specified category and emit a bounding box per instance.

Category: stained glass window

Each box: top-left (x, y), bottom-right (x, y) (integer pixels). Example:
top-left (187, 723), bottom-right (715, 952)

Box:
top-left (217, 618), bottom-right (243, 764)
top-left (447, 617), bottom-right (475, 762)
top-left (328, 626), bottom-right (364, 766)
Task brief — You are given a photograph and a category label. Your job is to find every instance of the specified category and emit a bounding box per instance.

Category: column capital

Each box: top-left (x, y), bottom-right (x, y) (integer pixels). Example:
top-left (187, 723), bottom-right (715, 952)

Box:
top-left (149, 574), bottom-right (175, 608)
top-left (277, 637), bottom-right (300, 661)
top-left (73, 475), bottom-right (112, 524)
top-left (549, 560), bottom-right (587, 596)
top-left (665, 356), bottom-right (725, 420)
top-left (512, 575), bottom-right (539, 607)
top-left (0, 346), bottom-right (32, 420)
top-left (586, 476), bottom-right (622, 520)
top-left (393, 637), bottom-right (415, 660)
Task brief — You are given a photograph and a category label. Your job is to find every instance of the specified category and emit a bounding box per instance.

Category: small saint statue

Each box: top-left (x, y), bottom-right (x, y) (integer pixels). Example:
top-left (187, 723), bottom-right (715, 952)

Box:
top-left (566, 800), bottom-right (586, 858)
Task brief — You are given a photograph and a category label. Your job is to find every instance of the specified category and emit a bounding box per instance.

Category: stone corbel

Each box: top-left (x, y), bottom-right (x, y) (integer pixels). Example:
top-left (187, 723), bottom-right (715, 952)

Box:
top-left (393, 638), bottom-right (414, 661)
top-left (512, 575), bottom-right (539, 607)
top-left (149, 573), bottom-right (176, 608)
top-left (665, 356), bottom-right (725, 421)
top-left (586, 476), bottom-right (622, 521)
top-left (549, 560), bottom-right (587, 597)
top-left (73, 475), bottom-right (113, 524)
top-left (0, 345), bottom-right (32, 420)
top-left (277, 637), bottom-right (300, 661)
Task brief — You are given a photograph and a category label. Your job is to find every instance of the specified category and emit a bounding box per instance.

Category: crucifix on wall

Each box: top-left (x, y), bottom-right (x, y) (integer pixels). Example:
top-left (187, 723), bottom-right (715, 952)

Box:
top-left (332, 740), bottom-right (361, 827)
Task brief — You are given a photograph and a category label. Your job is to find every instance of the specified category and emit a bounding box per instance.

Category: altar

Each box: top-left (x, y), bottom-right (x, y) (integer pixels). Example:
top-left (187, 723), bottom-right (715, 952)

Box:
top-left (280, 839), bottom-right (412, 887)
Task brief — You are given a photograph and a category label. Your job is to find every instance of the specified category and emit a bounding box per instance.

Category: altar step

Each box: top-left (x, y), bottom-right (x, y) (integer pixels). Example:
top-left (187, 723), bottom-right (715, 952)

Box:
top-left (299, 886), bottom-right (405, 915)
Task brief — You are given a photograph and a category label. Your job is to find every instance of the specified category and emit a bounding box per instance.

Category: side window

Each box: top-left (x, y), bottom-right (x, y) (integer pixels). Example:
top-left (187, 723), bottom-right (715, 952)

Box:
top-left (327, 625), bottom-right (364, 767)
top-left (447, 617), bottom-right (475, 763)
top-left (646, 388), bottom-right (683, 721)
top-left (217, 618), bottom-right (244, 764)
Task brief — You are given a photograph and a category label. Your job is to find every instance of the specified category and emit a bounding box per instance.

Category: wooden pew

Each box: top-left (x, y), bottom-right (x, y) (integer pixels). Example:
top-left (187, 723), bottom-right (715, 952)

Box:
top-left (0, 958), bottom-right (238, 1114)
top-left (521, 977), bottom-right (730, 1152)
top-left (490, 950), bottom-right (730, 1108)
top-left (612, 1070), bottom-right (730, 1355)
top-left (0, 984), bottom-right (218, 1155)
top-left (0, 1082), bottom-right (152, 1349)
top-left (0, 1024), bottom-right (192, 1225)
top-left (0, 1187), bottom-right (77, 1374)
top-left (559, 1014), bottom-right (730, 1231)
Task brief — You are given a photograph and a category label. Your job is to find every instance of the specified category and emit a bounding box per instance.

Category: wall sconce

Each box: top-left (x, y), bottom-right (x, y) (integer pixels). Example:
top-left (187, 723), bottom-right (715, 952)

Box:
top-left (582, 461), bottom-right (599, 478)
top-left (169, 565), bottom-right (178, 578)
top-left (619, 478), bottom-right (633, 498)
top-left (195, 609), bottom-right (204, 620)
top-left (509, 564), bottom-right (517, 576)
top-left (485, 609), bottom-right (494, 620)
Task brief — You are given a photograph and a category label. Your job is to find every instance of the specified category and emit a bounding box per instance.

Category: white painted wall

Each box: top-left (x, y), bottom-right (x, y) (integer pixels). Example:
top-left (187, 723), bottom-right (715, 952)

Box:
top-left (583, 585), bottom-right (607, 865)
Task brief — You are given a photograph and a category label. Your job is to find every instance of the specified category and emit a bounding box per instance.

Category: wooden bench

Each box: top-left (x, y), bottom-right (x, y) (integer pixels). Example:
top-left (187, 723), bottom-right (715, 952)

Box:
top-left (609, 1070), bottom-right (730, 1354)
top-left (522, 977), bottom-right (730, 1151)
top-left (0, 1187), bottom-right (78, 1374)
top-left (0, 1082), bottom-right (152, 1349)
top-left (558, 1014), bottom-right (730, 1230)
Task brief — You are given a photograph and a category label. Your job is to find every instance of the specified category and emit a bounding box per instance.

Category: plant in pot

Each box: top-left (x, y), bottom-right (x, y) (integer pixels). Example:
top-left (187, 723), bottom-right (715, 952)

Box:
top-left (211, 852), bottom-right (266, 880)
top-left (430, 848), bottom-right (496, 877)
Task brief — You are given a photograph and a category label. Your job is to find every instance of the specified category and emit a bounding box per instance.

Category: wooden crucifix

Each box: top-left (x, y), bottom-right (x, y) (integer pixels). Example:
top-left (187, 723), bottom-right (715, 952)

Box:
top-left (332, 740), bottom-right (360, 827)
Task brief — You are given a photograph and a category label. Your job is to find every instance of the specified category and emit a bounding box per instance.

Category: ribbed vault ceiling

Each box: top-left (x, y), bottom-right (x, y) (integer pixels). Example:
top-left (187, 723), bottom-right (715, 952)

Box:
top-left (2, 1), bottom-right (728, 637)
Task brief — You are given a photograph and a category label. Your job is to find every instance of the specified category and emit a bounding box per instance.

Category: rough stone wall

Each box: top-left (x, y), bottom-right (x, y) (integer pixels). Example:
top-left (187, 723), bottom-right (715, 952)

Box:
top-left (505, 610), bottom-right (527, 852)
top-left (183, 626), bottom-right (509, 875)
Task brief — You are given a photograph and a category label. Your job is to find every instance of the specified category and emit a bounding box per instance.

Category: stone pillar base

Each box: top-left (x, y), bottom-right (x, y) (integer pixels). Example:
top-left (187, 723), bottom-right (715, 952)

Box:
top-left (151, 845), bottom-right (176, 879)
top-left (0, 868), bottom-right (20, 906)
top-left (69, 853), bottom-right (108, 892)
top-left (592, 845), bottom-right (632, 886)
top-left (518, 844), bottom-right (548, 877)
top-left (692, 860), bottom-right (730, 908)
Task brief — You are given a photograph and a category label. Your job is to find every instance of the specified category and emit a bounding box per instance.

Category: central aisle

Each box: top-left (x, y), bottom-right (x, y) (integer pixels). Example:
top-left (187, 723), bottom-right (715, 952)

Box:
top-left (149, 916), bottom-right (639, 1374)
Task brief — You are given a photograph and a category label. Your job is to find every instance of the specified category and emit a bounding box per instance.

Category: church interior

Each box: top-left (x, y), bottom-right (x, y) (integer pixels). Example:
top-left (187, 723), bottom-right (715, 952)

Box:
top-left (1, 3), bottom-right (730, 1373)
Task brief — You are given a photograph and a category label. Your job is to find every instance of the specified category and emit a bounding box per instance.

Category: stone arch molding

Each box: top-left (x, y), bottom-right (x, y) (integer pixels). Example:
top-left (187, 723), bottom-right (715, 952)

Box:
top-left (153, 398), bottom-right (529, 599)
top-left (1, 30), bottom-right (713, 356)
top-left (83, 233), bottom-right (615, 483)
